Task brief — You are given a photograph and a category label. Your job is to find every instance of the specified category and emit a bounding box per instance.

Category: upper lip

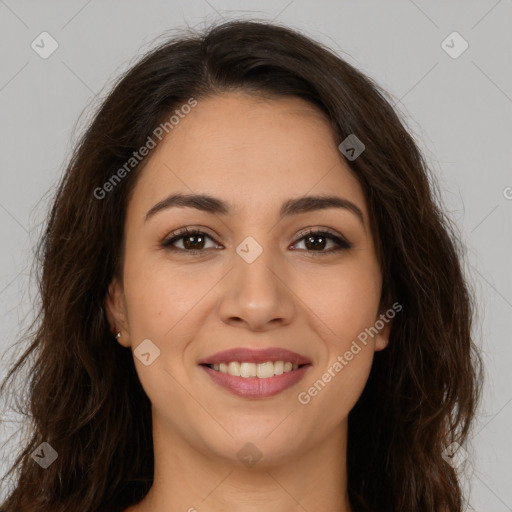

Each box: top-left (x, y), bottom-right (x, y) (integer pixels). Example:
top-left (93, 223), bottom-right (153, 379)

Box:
top-left (198, 347), bottom-right (312, 366)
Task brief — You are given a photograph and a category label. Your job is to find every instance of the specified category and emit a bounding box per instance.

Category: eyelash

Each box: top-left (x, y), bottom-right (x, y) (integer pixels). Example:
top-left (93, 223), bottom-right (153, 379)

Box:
top-left (161, 227), bottom-right (352, 257)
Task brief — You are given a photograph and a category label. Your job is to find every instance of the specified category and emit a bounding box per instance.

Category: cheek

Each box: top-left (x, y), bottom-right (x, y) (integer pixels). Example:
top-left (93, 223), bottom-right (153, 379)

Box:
top-left (296, 272), bottom-right (379, 424)
top-left (121, 266), bottom-right (204, 429)
top-left (292, 258), bottom-right (380, 416)
top-left (294, 257), bottom-right (382, 343)
top-left (121, 260), bottom-right (217, 400)
top-left (123, 256), bottom-right (210, 337)
top-left (297, 345), bottom-right (374, 432)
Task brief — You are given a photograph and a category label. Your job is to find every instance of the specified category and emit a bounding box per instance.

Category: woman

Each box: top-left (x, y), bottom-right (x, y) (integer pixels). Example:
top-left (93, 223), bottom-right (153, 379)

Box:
top-left (0, 19), bottom-right (483, 512)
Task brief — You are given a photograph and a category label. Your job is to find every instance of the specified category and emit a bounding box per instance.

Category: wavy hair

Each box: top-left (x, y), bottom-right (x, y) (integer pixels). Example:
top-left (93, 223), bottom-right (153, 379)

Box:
top-left (0, 19), bottom-right (482, 512)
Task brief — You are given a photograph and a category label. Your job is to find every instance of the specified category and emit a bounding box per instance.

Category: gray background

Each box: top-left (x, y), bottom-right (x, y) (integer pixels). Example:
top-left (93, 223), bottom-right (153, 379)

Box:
top-left (0, 0), bottom-right (511, 509)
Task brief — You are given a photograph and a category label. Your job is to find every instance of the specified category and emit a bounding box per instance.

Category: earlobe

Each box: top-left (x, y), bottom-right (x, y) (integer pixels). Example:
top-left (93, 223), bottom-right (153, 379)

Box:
top-left (374, 316), bottom-right (391, 352)
top-left (104, 277), bottom-right (130, 347)
top-left (375, 334), bottom-right (389, 351)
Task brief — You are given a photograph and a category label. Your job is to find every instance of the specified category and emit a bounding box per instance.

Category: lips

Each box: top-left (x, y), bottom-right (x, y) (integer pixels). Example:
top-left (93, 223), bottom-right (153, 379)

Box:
top-left (198, 347), bottom-right (312, 399)
top-left (198, 347), bottom-right (311, 366)
top-left (201, 364), bottom-right (311, 398)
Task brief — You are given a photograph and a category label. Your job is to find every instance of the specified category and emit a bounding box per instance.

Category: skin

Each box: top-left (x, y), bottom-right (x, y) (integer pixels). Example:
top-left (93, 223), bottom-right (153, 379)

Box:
top-left (106, 91), bottom-right (390, 512)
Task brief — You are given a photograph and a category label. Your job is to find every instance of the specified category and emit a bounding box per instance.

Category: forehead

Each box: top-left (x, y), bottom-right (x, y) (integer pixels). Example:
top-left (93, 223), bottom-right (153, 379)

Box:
top-left (129, 92), bottom-right (367, 219)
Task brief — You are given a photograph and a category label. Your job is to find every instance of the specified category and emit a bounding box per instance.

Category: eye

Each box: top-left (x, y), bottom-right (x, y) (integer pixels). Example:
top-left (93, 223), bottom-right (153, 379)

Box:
top-left (291, 228), bottom-right (352, 256)
top-left (161, 227), bottom-right (352, 257)
top-left (161, 228), bottom-right (220, 255)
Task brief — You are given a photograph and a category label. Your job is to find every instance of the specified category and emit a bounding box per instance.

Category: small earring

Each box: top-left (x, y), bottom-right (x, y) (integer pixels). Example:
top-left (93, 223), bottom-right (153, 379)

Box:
top-left (115, 332), bottom-right (121, 339)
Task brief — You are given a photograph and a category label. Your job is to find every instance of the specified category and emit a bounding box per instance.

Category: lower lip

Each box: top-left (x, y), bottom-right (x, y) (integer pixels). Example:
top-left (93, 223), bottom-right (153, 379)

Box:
top-left (200, 364), bottom-right (312, 399)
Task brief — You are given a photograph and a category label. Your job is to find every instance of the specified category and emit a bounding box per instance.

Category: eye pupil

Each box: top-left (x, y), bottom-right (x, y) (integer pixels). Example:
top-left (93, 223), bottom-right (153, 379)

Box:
top-left (183, 234), bottom-right (205, 250)
top-left (305, 235), bottom-right (326, 251)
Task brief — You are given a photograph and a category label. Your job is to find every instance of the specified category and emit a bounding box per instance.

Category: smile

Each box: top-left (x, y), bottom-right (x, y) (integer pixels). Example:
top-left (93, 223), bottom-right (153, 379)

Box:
top-left (200, 362), bottom-right (312, 399)
top-left (205, 361), bottom-right (302, 378)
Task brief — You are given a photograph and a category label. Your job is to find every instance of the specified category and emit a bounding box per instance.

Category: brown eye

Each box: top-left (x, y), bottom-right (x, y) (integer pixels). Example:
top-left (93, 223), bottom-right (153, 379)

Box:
top-left (162, 228), bottom-right (219, 254)
top-left (161, 227), bottom-right (352, 257)
top-left (292, 229), bottom-right (352, 256)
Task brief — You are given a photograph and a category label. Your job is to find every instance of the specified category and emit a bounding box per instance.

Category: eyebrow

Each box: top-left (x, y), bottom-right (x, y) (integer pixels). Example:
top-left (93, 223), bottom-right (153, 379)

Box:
top-left (145, 193), bottom-right (365, 226)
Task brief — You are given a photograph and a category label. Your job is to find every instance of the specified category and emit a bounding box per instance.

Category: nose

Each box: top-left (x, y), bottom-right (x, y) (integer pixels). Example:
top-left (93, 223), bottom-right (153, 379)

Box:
top-left (216, 238), bottom-right (296, 332)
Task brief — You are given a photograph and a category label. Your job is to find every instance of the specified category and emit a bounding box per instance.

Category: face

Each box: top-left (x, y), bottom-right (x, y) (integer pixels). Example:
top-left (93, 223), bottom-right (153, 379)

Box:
top-left (106, 91), bottom-right (389, 466)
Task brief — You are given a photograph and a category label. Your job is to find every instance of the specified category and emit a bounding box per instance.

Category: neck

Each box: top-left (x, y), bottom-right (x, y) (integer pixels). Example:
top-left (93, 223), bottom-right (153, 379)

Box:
top-left (131, 411), bottom-right (353, 512)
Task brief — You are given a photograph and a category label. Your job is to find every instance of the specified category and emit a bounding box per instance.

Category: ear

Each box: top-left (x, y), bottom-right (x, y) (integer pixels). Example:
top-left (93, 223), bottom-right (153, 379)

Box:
top-left (374, 311), bottom-right (392, 352)
top-left (104, 277), bottom-right (131, 348)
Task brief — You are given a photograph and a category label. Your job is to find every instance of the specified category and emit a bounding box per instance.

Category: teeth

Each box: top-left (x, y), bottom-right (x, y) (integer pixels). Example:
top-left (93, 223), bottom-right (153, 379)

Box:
top-left (209, 360), bottom-right (302, 378)
top-left (256, 361), bottom-right (274, 378)
top-left (228, 361), bottom-right (240, 376)
top-left (240, 362), bottom-right (256, 378)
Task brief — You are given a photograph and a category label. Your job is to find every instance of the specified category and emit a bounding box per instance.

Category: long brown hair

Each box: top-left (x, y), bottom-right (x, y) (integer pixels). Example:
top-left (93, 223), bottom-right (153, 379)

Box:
top-left (0, 19), bottom-right (483, 512)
